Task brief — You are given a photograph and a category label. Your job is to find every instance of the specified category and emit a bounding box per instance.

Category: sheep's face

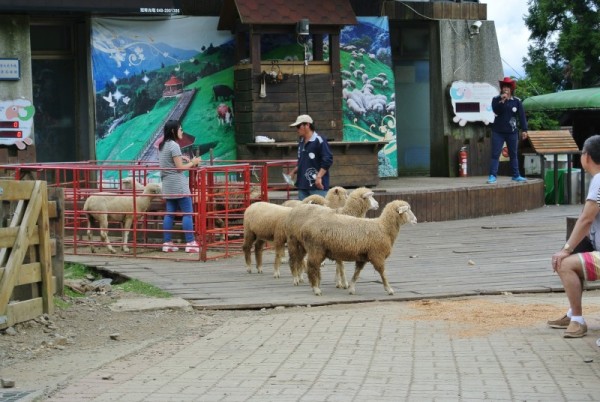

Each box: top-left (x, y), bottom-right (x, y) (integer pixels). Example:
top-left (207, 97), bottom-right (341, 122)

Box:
top-left (144, 183), bottom-right (162, 196)
top-left (122, 178), bottom-right (145, 191)
top-left (361, 191), bottom-right (379, 210)
top-left (396, 201), bottom-right (417, 225)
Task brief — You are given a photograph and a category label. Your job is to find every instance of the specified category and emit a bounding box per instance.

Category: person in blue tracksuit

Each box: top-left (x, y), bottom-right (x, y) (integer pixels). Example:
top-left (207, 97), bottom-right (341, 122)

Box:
top-left (487, 76), bottom-right (529, 184)
top-left (289, 114), bottom-right (334, 200)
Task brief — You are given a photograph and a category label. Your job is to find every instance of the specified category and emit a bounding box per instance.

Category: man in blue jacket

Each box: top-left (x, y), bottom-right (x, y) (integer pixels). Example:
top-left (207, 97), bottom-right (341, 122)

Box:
top-left (289, 114), bottom-right (333, 200)
top-left (487, 77), bottom-right (529, 184)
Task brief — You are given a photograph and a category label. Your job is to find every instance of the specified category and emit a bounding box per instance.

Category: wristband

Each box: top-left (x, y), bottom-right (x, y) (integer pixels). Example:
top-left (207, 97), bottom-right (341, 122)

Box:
top-left (563, 243), bottom-right (573, 253)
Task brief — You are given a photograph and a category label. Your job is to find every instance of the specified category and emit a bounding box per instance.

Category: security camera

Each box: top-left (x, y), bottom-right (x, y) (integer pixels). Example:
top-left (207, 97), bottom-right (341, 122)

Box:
top-left (469, 20), bottom-right (482, 36)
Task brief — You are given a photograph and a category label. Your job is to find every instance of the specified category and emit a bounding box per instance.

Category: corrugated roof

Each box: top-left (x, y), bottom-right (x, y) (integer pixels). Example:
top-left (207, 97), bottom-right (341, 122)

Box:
top-left (218, 0), bottom-right (356, 30)
top-left (523, 88), bottom-right (600, 112)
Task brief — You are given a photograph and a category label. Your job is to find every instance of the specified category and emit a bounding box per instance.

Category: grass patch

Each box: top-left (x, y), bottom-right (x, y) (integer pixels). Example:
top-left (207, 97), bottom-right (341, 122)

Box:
top-left (113, 279), bottom-right (171, 298)
top-left (61, 262), bottom-right (171, 302)
top-left (64, 262), bottom-right (99, 280)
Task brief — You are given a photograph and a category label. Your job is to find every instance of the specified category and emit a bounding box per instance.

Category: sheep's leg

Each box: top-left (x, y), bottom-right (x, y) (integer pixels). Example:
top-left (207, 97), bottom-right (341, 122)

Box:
top-left (286, 237), bottom-right (304, 286)
top-left (254, 239), bottom-right (265, 274)
top-left (273, 240), bottom-right (286, 279)
top-left (100, 228), bottom-right (116, 254)
top-left (372, 259), bottom-right (394, 295)
top-left (348, 261), bottom-right (367, 295)
top-left (335, 260), bottom-right (348, 289)
top-left (121, 217), bottom-right (132, 253)
top-left (242, 230), bottom-right (256, 273)
top-left (306, 252), bottom-right (325, 296)
top-left (98, 216), bottom-right (116, 254)
top-left (86, 218), bottom-right (96, 253)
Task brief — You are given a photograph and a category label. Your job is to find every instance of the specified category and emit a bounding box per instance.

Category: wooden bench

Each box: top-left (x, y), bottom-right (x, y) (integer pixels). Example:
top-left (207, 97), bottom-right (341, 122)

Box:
top-left (522, 130), bottom-right (582, 204)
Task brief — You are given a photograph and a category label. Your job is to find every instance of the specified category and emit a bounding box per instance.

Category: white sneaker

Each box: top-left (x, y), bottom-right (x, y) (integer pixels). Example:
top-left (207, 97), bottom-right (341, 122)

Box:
top-left (185, 241), bottom-right (199, 253)
top-left (162, 242), bottom-right (179, 252)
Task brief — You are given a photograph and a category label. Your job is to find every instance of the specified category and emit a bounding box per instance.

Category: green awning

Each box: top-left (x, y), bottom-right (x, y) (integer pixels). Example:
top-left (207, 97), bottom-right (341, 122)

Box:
top-left (523, 87), bottom-right (600, 112)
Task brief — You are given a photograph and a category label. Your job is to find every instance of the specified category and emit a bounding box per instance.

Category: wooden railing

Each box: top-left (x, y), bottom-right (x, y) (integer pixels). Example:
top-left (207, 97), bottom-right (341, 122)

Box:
top-left (0, 180), bottom-right (61, 329)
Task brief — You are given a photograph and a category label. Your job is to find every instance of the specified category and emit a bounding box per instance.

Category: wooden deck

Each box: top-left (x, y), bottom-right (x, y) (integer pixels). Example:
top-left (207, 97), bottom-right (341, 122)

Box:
top-left (271, 175), bottom-right (546, 222)
top-left (67, 202), bottom-right (595, 310)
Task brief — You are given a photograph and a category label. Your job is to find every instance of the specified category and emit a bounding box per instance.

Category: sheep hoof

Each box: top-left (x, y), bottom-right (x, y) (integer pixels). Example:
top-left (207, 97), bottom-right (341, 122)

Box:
top-left (109, 248), bottom-right (117, 254)
top-left (386, 288), bottom-right (394, 295)
top-left (273, 272), bottom-right (280, 279)
top-left (293, 277), bottom-right (300, 286)
top-left (313, 287), bottom-right (322, 296)
top-left (122, 247), bottom-right (130, 253)
top-left (349, 287), bottom-right (356, 295)
top-left (257, 267), bottom-right (263, 274)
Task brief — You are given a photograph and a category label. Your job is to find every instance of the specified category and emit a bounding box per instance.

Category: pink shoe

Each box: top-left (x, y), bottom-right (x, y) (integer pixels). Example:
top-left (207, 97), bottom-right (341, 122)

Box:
top-left (162, 242), bottom-right (179, 252)
top-left (185, 241), bottom-right (199, 253)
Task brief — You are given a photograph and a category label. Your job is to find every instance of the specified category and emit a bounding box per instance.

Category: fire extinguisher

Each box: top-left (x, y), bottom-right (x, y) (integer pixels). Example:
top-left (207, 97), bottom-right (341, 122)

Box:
top-left (459, 146), bottom-right (468, 177)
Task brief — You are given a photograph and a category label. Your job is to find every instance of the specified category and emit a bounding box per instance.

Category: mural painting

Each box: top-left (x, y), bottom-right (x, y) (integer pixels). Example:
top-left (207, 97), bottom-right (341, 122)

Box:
top-left (340, 17), bottom-right (397, 177)
top-left (91, 16), bottom-right (235, 181)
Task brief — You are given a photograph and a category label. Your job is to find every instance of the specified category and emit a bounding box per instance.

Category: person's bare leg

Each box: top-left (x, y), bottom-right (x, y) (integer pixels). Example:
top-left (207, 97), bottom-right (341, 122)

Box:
top-left (557, 255), bottom-right (585, 316)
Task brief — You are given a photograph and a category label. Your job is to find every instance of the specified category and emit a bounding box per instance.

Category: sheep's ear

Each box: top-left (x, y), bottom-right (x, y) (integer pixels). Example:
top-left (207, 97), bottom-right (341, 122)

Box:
top-left (362, 191), bottom-right (374, 199)
top-left (397, 205), bottom-right (410, 214)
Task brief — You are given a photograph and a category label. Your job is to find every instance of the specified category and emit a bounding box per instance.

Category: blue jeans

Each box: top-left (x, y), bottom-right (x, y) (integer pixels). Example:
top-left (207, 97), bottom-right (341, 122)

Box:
top-left (298, 189), bottom-right (328, 200)
top-left (163, 197), bottom-right (195, 243)
top-left (489, 130), bottom-right (520, 178)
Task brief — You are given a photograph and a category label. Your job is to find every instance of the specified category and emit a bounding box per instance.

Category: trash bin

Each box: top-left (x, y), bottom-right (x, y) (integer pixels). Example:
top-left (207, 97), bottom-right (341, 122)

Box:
top-left (545, 168), bottom-right (582, 205)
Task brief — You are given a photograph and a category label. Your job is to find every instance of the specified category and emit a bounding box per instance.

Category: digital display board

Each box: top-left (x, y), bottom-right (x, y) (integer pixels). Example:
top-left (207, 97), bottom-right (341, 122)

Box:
top-left (0, 130), bottom-right (23, 138)
top-left (0, 121), bottom-right (19, 128)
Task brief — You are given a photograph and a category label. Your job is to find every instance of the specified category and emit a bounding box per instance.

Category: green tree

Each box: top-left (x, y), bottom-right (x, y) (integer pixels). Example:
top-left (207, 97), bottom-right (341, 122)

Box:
top-left (515, 77), bottom-right (560, 130)
top-left (524, 0), bottom-right (600, 90)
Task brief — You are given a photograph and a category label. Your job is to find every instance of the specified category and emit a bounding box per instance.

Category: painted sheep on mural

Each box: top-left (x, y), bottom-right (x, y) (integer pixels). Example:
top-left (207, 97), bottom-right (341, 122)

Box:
top-left (0, 99), bottom-right (35, 149)
top-left (216, 103), bottom-right (233, 126)
top-left (449, 81), bottom-right (497, 126)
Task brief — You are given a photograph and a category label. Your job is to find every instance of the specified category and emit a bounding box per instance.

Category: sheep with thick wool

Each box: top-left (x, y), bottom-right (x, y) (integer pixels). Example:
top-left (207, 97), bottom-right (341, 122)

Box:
top-left (285, 187), bottom-right (379, 288)
top-left (282, 186), bottom-right (347, 208)
top-left (242, 187), bottom-right (347, 278)
top-left (242, 197), bottom-right (327, 277)
top-left (287, 199), bottom-right (416, 296)
top-left (84, 183), bottom-right (162, 254)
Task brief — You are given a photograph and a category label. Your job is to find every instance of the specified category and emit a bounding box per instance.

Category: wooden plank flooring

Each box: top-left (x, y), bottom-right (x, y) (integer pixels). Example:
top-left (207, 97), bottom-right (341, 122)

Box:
top-left (66, 204), bottom-right (598, 309)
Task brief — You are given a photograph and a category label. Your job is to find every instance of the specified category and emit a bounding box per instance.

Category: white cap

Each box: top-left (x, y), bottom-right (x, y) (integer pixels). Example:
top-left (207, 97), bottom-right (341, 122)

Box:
top-left (289, 114), bottom-right (314, 127)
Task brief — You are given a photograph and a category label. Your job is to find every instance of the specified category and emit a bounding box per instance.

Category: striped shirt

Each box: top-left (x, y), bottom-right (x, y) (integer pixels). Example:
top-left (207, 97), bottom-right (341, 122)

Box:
top-left (159, 140), bottom-right (190, 199)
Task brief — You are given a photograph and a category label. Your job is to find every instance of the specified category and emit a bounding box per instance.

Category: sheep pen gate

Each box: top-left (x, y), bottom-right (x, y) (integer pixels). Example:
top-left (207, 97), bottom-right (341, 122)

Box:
top-left (0, 180), bottom-right (62, 329)
top-left (0, 161), bottom-right (294, 261)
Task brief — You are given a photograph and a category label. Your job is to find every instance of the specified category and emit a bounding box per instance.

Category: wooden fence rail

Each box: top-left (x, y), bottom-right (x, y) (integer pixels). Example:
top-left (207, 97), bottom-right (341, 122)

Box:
top-left (0, 180), bottom-right (62, 329)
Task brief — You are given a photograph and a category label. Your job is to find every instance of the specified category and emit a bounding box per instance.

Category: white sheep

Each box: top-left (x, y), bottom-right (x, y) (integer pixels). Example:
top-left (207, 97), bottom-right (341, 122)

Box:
top-left (243, 187), bottom-right (347, 278)
top-left (282, 194), bottom-right (325, 208)
top-left (84, 183), bottom-right (162, 254)
top-left (290, 199), bottom-right (416, 296)
top-left (121, 177), bottom-right (145, 191)
top-left (281, 186), bottom-right (347, 209)
top-left (285, 187), bottom-right (379, 288)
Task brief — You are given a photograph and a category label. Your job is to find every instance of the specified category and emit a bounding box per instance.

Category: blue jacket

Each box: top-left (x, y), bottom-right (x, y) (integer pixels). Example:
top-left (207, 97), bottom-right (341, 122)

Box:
top-left (296, 132), bottom-right (333, 190)
top-left (491, 95), bottom-right (528, 134)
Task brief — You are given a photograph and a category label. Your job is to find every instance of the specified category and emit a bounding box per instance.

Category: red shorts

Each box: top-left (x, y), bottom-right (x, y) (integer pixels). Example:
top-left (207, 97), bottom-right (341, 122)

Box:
top-left (578, 252), bottom-right (600, 282)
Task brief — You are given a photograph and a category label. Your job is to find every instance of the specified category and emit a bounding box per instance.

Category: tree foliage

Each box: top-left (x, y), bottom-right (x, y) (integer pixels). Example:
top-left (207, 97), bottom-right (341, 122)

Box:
top-left (524, 0), bottom-right (600, 90)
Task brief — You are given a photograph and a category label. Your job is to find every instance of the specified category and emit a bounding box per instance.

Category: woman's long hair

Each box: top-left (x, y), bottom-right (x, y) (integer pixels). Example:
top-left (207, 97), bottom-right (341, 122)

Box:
top-left (158, 119), bottom-right (180, 151)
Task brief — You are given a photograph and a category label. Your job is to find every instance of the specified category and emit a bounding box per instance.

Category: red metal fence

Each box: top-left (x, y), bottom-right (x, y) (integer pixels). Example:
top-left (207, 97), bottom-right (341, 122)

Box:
top-left (0, 160), bottom-right (295, 261)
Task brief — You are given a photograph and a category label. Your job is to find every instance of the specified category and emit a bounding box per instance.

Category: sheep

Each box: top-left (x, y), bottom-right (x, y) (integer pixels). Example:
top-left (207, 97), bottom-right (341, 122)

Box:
top-left (285, 187), bottom-right (379, 288)
top-left (121, 177), bottom-right (145, 190)
top-left (84, 183), bottom-right (162, 254)
top-left (243, 187), bottom-right (347, 278)
top-left (282, 194), bottom-right (326, 208)
top-left (289, 199), bottom-right (416, 296)
top-left (281, 186), bottom-right (347, 208)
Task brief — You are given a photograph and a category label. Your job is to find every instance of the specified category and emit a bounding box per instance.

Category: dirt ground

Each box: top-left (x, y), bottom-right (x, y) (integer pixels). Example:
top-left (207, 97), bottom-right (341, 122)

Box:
top-left (0, 289), bottom-right (254, 399)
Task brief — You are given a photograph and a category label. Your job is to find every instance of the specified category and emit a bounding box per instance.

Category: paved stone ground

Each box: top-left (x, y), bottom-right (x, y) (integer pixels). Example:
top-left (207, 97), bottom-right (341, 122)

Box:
top-left (46, 293), bottom-right (600, 402)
